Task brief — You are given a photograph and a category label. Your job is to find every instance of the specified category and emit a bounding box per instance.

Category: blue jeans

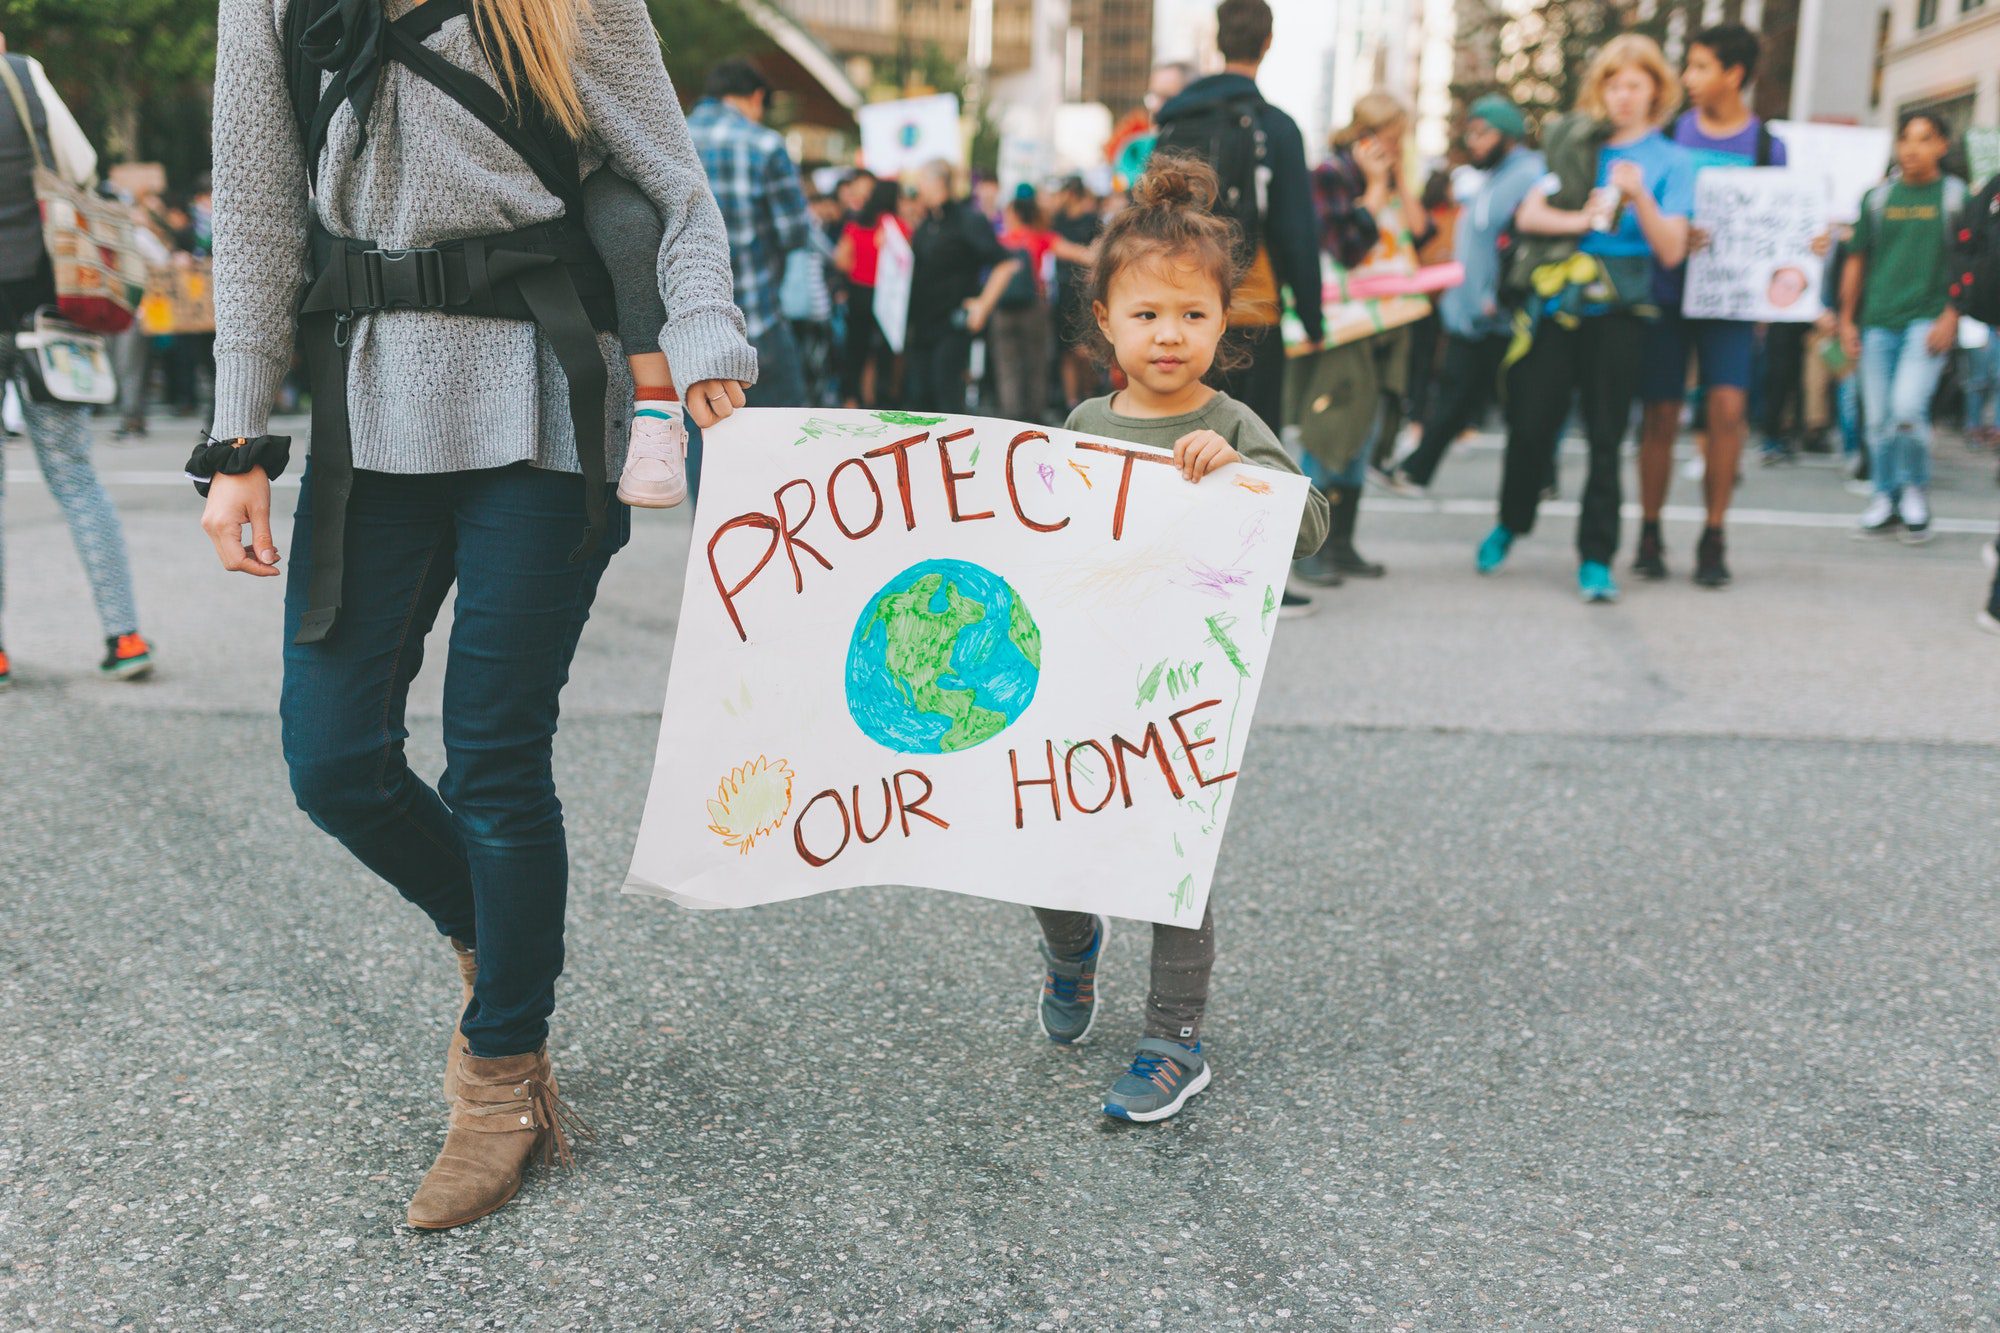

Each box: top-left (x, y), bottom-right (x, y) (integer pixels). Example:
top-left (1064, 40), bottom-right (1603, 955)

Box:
top-left (1836, 374), bottom-right (1861, 457)
top-left (1860, 321), bottom-right (1947, 496)
top-left (280, 461), bottom-right (629, 1058)
top-left (1960, 340), bottom-right (2000, 433)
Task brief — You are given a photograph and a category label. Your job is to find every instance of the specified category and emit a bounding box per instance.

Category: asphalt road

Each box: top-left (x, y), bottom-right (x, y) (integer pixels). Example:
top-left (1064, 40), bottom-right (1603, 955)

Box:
top-left (3, 415), bottom-right (1996, 1329)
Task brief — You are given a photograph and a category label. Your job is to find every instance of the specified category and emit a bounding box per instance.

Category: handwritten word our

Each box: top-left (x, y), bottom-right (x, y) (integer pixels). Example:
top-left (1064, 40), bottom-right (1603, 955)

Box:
top-left (707, 429), bottom-right (1172, 641)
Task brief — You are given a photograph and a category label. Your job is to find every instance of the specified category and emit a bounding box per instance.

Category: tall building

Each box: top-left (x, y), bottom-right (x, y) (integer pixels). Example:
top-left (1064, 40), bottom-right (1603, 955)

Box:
top-left (778, 0), bottom-right (1149, 111)
top-left (1870, 0), bottom-right (1997, 136)
top-left (1787, 0), bottom-right (1878, 123)
top-left (1072, 0), bottom-right (1157, 114)
top-left (1787, 0), bottom-right (1991, 135)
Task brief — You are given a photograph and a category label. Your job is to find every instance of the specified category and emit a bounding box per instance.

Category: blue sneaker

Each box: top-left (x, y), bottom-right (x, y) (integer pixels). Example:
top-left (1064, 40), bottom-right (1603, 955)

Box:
top-left (1038, 916), bottom-right (1107, 1045)
top-left (1103, 1038), bottom-right (1211, 1122)
top-left (1476, 526), bottom-right (1513, 575)
top-left (1579, 561), bottom-right (1619, 603)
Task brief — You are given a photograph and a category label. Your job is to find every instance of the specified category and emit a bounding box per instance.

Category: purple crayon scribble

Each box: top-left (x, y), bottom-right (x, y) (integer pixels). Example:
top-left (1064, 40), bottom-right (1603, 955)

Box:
top-left (1037, 462), bottom-right (1056, 492)
top-left (1180, 560), bottom-right (1251, 598)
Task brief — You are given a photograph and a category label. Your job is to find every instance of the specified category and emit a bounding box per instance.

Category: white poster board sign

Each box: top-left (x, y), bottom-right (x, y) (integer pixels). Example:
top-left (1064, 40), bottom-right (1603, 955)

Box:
top-left (1684, 168), bottom-right (1828, 323)
top-left (872, 219), bottom-right (914, 354)
top-left (1967, 127), bottom-right (2000, 191)
top-left (1769, 121), bottom-right (1894, 223)
top-left (858, 93), bottom-right (964, 177)
top-left (623, 407), bottom-right (1311, 928)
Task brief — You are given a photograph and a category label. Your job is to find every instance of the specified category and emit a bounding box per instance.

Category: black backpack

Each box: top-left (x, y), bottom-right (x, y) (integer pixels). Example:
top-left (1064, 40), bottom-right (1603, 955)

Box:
top-left (1954, 176), bottom-right (2000, 326)
top-left (996, 244), bottom-right (1039, 311)
top-left (281, 0), bottom-right (583, 212)
top-left (1151, 93), bottom-right (1267, 263)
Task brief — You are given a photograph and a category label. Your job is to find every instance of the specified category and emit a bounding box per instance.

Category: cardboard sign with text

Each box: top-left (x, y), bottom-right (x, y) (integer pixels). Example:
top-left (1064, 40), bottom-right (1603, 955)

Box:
top-left (1685, 168), bottom-right (1828, 323)
top-left (1769, 121), bottom-right (1893, 223)
top-left (623, 408), bottom-right (1310, 926)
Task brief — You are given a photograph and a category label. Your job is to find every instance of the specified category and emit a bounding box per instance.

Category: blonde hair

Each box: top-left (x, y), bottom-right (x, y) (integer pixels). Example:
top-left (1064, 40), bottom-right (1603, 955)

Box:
top-left (473, 0), bottom-right (593, 141)
top-left (1333, 90), bottom-right (1410, 149)
top-left (1576, 34), bottom-right (1681, 129)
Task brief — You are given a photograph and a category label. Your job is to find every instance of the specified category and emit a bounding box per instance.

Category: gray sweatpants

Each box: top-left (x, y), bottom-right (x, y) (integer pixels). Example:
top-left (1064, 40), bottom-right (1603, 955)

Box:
top-left (581, 165), bottom-right (668, 358)
top-left (0, 333), bottom-right (142, 643)
top-left (1033, 904), bottom-right (1216, 1043)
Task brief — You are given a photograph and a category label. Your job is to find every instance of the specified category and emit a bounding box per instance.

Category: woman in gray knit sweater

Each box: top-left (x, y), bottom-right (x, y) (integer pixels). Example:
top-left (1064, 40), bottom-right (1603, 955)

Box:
top-left (202, 0), bottom-right (755, 1230)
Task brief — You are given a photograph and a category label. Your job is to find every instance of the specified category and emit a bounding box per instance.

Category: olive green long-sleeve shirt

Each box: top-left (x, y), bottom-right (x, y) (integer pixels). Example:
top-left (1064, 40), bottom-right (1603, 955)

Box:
top-left (1065, 390), bottom-right (1329, 560)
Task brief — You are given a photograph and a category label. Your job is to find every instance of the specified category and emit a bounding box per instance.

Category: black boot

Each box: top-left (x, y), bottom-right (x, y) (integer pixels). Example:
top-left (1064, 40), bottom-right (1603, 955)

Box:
top-left (1326, 484), bottom-right (1385, 578)
top-left (1291, 542), bottom-right (1345, 588)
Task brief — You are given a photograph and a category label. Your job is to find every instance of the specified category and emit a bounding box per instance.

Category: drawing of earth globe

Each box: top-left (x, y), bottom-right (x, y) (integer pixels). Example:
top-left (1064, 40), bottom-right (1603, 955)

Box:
top-left (844, 558), bottom-right (1042, 754)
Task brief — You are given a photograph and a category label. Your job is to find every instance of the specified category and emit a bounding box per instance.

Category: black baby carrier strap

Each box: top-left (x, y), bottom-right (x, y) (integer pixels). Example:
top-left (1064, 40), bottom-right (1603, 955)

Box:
top-left (283, 0), bottom-right (617, 645)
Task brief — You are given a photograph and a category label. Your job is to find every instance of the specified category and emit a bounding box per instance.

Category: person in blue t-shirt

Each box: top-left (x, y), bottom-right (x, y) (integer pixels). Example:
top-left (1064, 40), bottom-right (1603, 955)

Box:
top-left (1633, 23), bottom-right (1786, 590)
top-left (1478, 35), bottom-right (1693, 605)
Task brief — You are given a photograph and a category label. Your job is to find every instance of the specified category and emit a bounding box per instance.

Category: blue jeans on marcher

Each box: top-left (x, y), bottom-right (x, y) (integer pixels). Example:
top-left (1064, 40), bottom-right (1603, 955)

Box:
top-left (1860, 321), bottom-right (1947, 496)
top-left (280, 461), bottom-right (629, 1058)
top-left (1836, 374), bottom-right (1861, 457)
top-left (1960, 340), bottom-right (2000, 434)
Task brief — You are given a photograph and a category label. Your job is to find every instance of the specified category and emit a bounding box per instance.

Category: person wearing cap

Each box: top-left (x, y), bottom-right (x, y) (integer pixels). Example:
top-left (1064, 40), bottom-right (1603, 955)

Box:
top-left (1375, 94), bottom-right (1545, 497)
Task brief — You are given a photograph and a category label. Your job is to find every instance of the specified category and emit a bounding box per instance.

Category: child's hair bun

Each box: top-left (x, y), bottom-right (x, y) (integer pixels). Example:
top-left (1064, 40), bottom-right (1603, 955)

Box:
top-left (1132, 153), bottom-right (1220, 213)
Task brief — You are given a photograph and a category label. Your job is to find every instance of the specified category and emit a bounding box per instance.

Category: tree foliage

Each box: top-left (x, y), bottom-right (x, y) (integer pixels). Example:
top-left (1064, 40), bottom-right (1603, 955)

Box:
top-left (650, 0), bottom-right (773, 108)
top-left (1454, 0), bottom-right (1744, 141)
top-left (0, 0), bottom-right (775, 187)
top-left (2, 0), bottom-right (217, 186)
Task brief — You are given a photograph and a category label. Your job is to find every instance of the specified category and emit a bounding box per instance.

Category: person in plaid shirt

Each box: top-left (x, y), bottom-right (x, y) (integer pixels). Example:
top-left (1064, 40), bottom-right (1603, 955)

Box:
top-left (686, 59), bottom-right (812, 409)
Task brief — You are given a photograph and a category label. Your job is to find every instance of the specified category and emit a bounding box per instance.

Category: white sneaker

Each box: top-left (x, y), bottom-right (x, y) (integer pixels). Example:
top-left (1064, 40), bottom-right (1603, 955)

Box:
top-left (617, 403), bottom-right (689, 509)
top-left (1898, 487), bottom-right (1932, 544)
top-left (1853, 492), bottom-right (1898, 537)
top-left (1978, 609), bottom-right (2000, 637)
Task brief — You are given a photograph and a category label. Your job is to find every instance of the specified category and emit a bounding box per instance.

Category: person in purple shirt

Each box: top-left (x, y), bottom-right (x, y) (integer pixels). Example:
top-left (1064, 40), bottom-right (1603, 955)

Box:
top-left (1633, 24), bottom-right (1786, 589)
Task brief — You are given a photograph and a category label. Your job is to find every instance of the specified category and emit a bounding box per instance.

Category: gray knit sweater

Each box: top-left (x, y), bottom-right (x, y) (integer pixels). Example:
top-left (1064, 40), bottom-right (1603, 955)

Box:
top-left (209, 0), bottom-right (757, 476)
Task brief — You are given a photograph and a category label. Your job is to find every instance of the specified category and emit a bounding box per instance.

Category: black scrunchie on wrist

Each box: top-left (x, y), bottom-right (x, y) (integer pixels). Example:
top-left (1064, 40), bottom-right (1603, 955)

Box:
top-left (185, 435), bottom-right (292, 498)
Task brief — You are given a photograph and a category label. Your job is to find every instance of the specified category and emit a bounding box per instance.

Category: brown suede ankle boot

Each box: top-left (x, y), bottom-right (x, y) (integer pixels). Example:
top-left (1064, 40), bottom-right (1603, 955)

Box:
top-left (407, 1044), bottom-right (589, 1231)
top-left (442, 938), bottom-right (476, 1101)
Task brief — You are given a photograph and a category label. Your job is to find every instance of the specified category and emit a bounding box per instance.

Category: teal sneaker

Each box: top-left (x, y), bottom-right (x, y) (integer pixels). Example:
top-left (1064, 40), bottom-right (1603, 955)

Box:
top-left (1578, 561), bottom-right (1619, 604)
top-left (1038, 916), bottom-right (1107, 1045)
top-left (1476, 526), bottom-right (1513, 575)
top-left (1103, 1038), bottom-right (1210, 1122)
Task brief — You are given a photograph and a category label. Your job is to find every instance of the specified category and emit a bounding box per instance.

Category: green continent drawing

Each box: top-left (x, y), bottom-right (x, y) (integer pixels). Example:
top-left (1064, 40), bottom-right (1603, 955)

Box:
top-left (844, 560), bottom-right (1042, 755)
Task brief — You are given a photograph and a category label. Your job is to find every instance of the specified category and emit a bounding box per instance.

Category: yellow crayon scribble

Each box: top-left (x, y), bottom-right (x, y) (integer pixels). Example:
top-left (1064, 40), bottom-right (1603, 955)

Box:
top-left (1234, 475), bottom-right (1272, 495)
top-left (705, 756), bottom-right (795, 855)
top-left (1068, 460), bottom-right (1094, 489)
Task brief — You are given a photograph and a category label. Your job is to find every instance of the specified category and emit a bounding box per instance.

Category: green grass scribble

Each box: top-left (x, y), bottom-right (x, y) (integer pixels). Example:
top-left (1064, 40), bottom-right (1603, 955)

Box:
top-left (1262, 584), bottom-right (1276, 632)
top-left (1171, 874), bottom-right (1195, 917)
top-left (1135, 660), bottom-right (1166, 706)
top-left (1205, 613), bottom-right (1250, 678)
top-left (873, 409), bottom-right (948, 427)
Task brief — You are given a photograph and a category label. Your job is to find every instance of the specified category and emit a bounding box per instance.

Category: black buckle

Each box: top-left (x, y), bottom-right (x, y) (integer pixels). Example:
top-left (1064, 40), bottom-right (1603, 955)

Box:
top-left (362, 247), bottom-right (447, 310)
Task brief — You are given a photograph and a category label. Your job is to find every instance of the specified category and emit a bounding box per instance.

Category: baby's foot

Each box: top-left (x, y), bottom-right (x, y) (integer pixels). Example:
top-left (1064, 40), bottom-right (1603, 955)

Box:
top-left (617, 404), bottom-right (688, 509)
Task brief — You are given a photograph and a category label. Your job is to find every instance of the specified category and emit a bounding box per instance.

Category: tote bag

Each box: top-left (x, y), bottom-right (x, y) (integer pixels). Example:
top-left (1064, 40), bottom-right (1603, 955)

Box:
top-left (0, 57), bottom-right (144, 333)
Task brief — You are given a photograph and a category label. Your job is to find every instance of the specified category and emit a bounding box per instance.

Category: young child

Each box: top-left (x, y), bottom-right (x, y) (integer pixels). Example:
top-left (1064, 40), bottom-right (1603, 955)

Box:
top-left (1037, 155), bottom-right (1329, 1122)
top-left (582, 165), bottom-right (690, 508)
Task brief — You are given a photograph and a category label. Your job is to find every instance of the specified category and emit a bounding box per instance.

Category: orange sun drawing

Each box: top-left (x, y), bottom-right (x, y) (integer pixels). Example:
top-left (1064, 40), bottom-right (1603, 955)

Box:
top-left (705, 756), bottom-right (795, 854)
